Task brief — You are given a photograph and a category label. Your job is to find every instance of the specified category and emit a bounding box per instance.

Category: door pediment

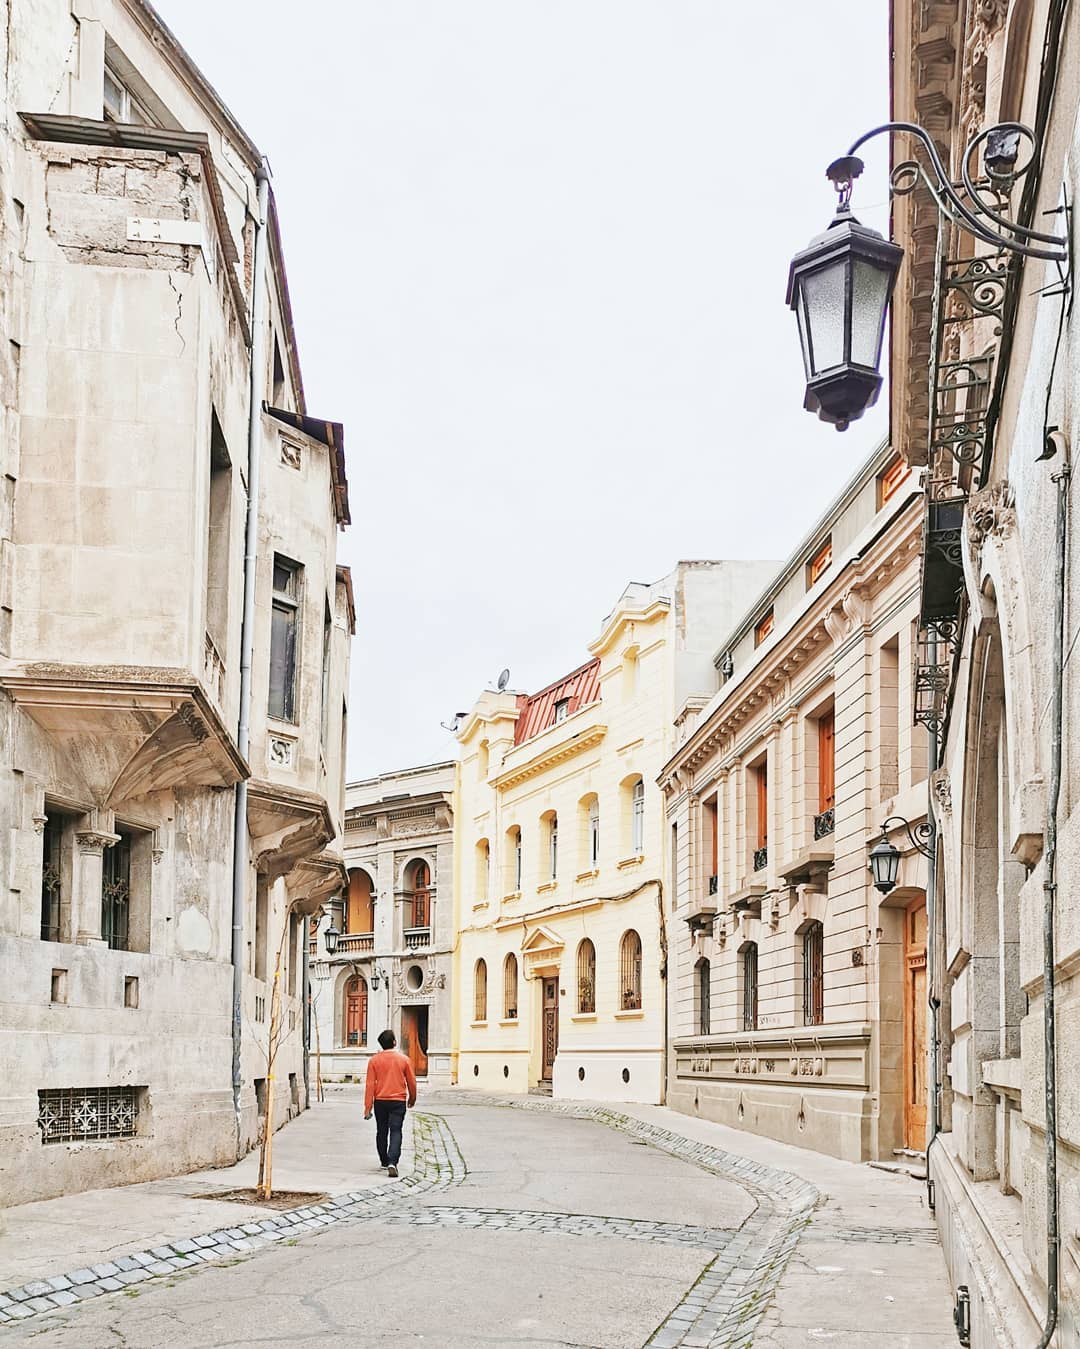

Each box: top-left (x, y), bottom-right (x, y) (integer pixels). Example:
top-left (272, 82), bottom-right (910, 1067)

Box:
top-left (521, 923), bottom-right (564, 978)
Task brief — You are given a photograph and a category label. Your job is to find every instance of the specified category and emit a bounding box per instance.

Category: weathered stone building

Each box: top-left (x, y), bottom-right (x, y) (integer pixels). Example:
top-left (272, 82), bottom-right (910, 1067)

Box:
top-left (660, 444), bottom-right (925, 1163)
top-left (0, 0), bottom-right (352, 1205)
top-left (452, 563), bottom-right (776, 1103)
top-left (312, 763), bottom-right (454, 1087)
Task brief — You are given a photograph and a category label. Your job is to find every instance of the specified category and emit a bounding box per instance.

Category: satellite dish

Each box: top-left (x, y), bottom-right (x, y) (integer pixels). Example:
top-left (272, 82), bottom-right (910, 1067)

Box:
top-left (497, 668), bottom-right (511, 692)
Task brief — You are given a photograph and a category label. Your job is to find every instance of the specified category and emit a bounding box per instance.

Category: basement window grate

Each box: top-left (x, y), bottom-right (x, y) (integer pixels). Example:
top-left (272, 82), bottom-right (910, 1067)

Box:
top-left (37, 1086), bottom-right (141, 1143)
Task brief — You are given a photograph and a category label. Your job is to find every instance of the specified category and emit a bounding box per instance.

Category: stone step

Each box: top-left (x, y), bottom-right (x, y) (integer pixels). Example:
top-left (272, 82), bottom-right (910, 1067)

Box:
top-left (893, 1147), bottom-right (926, 1161)
top-left (868, 1160), bottom-right (927, 1180)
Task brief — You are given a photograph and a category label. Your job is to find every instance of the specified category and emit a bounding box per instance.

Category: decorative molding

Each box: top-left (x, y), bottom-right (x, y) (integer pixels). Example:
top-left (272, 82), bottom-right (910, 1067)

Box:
top-left (177, 701), bottom-right (208, 743)
top-left (268, 735), bottom-right (296, 768)
top-left (932, 771), bottom-right (953, 814)
top-left (966, 481), bottom-right (1015, 553)
top-left (279, 436), bottom-right (302, 470)
top-left (494, 725), bottom-right (608, 790)
top-left (31, 813), bottom-right (48, 835)
top-left (76, 829), bottom-right (120, 854)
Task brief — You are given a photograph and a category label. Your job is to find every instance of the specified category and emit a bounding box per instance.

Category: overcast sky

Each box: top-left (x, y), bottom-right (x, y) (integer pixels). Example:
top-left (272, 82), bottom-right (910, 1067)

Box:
top-left (156, 1), bottom-right (890, 779)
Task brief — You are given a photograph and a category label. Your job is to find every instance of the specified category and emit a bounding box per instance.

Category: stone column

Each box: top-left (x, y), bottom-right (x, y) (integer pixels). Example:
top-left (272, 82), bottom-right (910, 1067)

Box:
top-left (73, 827), bottom-right (120, 946)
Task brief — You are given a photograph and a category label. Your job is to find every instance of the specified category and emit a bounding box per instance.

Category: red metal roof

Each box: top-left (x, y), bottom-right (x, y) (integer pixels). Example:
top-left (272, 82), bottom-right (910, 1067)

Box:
top-left (514, 659), bottom-right (601, 745)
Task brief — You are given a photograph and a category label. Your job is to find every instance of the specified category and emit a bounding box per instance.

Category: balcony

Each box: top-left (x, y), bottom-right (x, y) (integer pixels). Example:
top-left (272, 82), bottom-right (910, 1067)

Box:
top-left (753, 846), bottom-right (768, 872)
top-left (813, 808), bottom-right (835, 839)
top-left (339, 932), bottom-right (374, 954)
top-left (403, 927), bottom-right (431, 950)
top-left (708, 874), bottom-right (719, 895)
top-left (685, 881), bottom-right (718, 930)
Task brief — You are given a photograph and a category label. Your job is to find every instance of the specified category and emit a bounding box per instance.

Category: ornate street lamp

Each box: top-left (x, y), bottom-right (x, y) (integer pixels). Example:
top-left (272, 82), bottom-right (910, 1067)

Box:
top-left (323, 922), bottom-right (340, 956)
top-left (868, 816), bottom-right (934, 896)
top-left (787, 121), bottom-right (1066, 432)
top-left (786, 159), bottom-right (904, 431)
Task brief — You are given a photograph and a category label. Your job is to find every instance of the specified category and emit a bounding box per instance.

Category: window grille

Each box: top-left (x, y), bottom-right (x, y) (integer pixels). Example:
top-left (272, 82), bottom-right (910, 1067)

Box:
top-left (698, 959), bottom-right (711, 1035)
top-left (503, 953), bottom-right (518, 1019)
top-left (631, 779), bottom-right (645, 853)
top-left (38, 1086), bottom-right (140, 1143)
top-left (742, 943), bottom-right (758, 1031)
top-left (101, 832), bottom-right (131, 951)
top-left (40, 814), bottom-right (63, 942)
top-left (577, 938), bottom-right (596, 1013)
top-left (548, 815), bottom-right (558, 879)
top-left (474, 958), bottom-right (487, 1021)
top-left (589, 800), bottom-right (600, 867)
top-left (269, 555), bottom-right (302, 721)
top-left (619, 930), bottom-right (642, 1010)
top-left (802, 922), bottom-right (825, 1026)
top-left (345, 975), bottom-right (368, 1046)
top-left (512, 829), bottom-right (522, 890)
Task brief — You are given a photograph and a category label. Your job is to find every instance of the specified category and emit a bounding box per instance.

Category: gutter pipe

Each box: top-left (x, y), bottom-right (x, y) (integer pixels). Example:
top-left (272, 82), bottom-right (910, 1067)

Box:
top-left (1037, 428), bottom-right (1069, 1348)
top-left (231, 163), bottom-right (272, 1155)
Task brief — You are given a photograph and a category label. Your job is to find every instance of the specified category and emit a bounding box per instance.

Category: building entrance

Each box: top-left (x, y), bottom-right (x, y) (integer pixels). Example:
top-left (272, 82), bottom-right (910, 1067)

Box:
top-left (541, 977), bottom-right (559, 1081)
top-left (401, 1005), bottom-right (429, 1079)
top-left (903, 897), bottom-right (928, 1150)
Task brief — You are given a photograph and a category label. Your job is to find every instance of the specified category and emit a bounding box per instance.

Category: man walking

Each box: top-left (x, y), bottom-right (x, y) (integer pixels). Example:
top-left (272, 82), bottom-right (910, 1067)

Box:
top-left (364, 1028), bottom-right (417, 1177)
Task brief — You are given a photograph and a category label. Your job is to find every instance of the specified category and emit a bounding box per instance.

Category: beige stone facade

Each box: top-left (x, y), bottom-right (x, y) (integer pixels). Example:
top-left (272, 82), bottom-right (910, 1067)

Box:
top-left (312, 763), bottom-right (454, 1088)
top-left (661, 444), bottom-right (927, 1163)
top-left (452, 563), bottom-right (777, 1103)
top-left (0, 0), bottom-right (351, 1204)
top-left (885, 1), bottom-right (1080, 1341)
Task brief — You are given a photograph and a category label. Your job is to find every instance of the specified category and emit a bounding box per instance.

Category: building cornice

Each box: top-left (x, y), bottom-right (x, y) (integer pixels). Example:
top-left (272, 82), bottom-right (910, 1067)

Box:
top-left (588, 598), bottom-right (669, 658)
top-left (493, 725), bottom-right (607, 791)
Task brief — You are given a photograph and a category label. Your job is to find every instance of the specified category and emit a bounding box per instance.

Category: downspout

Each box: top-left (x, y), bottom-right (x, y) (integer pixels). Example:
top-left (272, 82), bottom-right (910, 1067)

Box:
top-left (1036, 426), bottom-right (1069, 1349)
top-left (231, 163), bottom-right (272, 1155)
top-left (302, 936), bottom-right (311, 1111)
top-left (656, 879), bottom-right (668, 1106)
top-left (924, 645), bottom-right (941, 1206)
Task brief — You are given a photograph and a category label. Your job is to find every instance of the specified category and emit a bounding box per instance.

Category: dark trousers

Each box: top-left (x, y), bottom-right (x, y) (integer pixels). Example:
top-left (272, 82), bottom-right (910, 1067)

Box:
top-left (373, 1099), bottom-right (407, 1166)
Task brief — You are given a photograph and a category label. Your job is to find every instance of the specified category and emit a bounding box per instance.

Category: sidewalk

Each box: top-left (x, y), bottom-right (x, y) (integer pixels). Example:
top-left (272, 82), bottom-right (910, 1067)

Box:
top-left (0, 1084), bottom-right (395, 1290)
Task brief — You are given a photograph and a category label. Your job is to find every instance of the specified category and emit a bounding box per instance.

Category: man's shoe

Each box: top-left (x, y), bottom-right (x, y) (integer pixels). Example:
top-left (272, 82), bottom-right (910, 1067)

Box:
top-left (387, 1164), bottom-right (399, 1178)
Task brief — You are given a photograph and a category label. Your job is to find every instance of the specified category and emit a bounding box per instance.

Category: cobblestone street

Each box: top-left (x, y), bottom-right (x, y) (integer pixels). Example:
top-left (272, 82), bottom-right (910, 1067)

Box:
top-left (0, 1089), bottom-right (954, 1347)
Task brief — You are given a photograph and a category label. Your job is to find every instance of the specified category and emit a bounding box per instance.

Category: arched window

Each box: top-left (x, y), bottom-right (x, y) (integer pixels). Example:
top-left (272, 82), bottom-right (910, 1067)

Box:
top-left (631, 779), bottom-right (645, 854)
top-left (474, 958), bottom-right (488, 1022)
top-left (345, 868), bottom-right (375, 934)
top-left (476, 839), bottom-right (490, 903)
top-left (697, 958), bottom-right (711, 1035)
top-left (577, 938), bottom-right (596, 1013)
top-left (503, 953), bottom-right (518, 1020)
top-left (541, 810), bottom-right (558, 880)
top-left (802, 922), bottom-right (824, 1026)
top-left (741, 942), bottom-right (758, 1031)
top-left (344, 974), bottom-right (368, 1047)
top-left (506, 825), bottom-right (522, 893)
top-left (579, 795), bottom-right (599, 870)
top-left (619, 929), bottom-right (642, 1010)
top-left (407, 860), bottom-right (431, 930)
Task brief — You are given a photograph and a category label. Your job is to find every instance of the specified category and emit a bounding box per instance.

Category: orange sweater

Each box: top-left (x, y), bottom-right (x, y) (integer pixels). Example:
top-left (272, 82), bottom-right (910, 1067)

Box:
top-left (365, 1049), bottom-right (418, 1113)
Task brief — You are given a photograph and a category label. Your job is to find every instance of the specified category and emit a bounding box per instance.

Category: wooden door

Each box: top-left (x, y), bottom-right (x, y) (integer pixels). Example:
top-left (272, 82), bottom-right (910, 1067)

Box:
top-left (903, 898), bottom-right (928, 1150)
top-left (541, 977), bottom-right (559, 1081)
top-left (400, 1006), bottom-right (429, 1078)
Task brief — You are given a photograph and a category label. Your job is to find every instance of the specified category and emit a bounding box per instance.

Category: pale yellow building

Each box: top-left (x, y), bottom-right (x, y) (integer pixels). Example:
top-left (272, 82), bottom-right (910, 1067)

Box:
top-left (452, 562), bottom-right (775, 1103)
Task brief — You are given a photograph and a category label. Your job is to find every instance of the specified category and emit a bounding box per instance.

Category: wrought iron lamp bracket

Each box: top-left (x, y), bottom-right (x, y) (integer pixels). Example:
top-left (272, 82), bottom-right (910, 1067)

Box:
top-left (880, 814), bottom-right (935, 859)
top-left (829, 120), bottom-right (1067, 262)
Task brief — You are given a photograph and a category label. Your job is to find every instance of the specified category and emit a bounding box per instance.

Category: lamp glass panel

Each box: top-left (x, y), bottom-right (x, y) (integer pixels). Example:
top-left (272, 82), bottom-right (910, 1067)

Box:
top-left (850, 259), bottom-right (891, 368)
top-left (801, 260), bottom-right (847, 373)
top-left (795, 293), bottom-right (813, 378)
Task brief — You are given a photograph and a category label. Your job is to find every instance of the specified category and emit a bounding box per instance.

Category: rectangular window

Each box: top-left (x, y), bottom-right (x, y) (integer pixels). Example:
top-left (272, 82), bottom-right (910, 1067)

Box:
top-left (101, 831), bottom-right (132, 952)
top-left (40, 813), bottom-right (65, 942)
top-left (742, 944), bottom-right (758, 1031)
top-left (802, 923), bottom-right (824, 1026)
top-left (553, 697), bottom-right (570, 724)
top-left (205, 410), bottom-right (232, 663)
top-left (807, 538), bottom-right (832, 587)
top-left (103, 62), bottom-right (153, 126)
top-left (549, 818), bottom-right (558, 879)
top-left (704, 797), bottom-right (718, 886)
top-left (38, 1086), bottom-right (141, 1143)
top-left (878, 456), bottom-right (911, 507)
top-left (754, 610), bottom-right (774, 646)
top-left (698, 959), bottom-right (711, 1036)
top-left (670, 823), bottom-right (679, 909)
top-left (319, 597), bottom-right (332, 753)
top-left (269, 556), bottom-right (302, 722)
top-left (818, 711), bottom-right (835, 813)
top-left (755, 764), bottom-right (768, 849)
top-left (254, 874), bottom-right (269, 980)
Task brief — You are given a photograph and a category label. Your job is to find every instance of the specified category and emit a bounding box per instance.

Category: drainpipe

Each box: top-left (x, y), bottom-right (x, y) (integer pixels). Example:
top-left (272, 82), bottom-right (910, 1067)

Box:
top-left (925, 622), bottom-right (941, 1182)
top-left (231, 163), bottom-right (272, 1155)
top-left (1036, 428), bottom-right (1069, 1348)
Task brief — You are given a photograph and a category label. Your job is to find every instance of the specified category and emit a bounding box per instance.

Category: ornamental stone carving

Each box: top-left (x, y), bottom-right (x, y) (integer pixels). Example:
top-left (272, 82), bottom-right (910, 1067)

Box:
top-left (76, 829), bottom-right (120, 854)
top-left (177, 701), bottom-right (208, 743)
top-left (967, 481), bottom-right (1015, 553)
top-left (932, 771), bottom-right (953, 814)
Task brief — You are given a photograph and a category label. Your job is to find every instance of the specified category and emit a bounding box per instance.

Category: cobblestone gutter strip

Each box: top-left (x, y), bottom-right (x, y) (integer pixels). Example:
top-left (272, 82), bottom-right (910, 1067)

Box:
top-left (377, 1206), bottom-right (734, 1251)
top-left (0, 1112), bottom-right (461, 1330)
top-left (430, 1093), bottom-right (820, 1349)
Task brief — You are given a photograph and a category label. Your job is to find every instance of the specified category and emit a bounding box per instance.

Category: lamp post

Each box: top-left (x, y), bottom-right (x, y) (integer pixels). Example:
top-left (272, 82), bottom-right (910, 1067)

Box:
top-left (868, 817), bottom-right (934, 896)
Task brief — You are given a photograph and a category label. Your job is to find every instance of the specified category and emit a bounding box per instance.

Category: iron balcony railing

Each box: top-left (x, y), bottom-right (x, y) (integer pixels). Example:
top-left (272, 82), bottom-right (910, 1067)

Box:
top-left (708, 874), bottom-right (719, 896)
top-left (753, 846), bottom-right (768, 873)
top-left (813, 808), bottom-right (835, 839)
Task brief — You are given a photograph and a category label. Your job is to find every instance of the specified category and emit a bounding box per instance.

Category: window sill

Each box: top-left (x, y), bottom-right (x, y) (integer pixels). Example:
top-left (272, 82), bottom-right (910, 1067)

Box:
top-left (472, 900), bottom-right (489, 912)
top-left (571, 1012), bottom-right (597, 1022)
top-left (617, 854), bottom-right (644, 871)
top-left (614, 1009), bottom-right (645, 1020)
top-left (575, 868), bottom-right (599, 883)
top-left (470, 1020), bottom-right (488, 1029)
top-left (498, 1017), bottom-right (519, 1027)
top-left (267, 714), bottom-right (300, 732)
top-left (537, 880), bottom-right (558, 894)
top-left (502, 891), bottom-right (522, 903)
